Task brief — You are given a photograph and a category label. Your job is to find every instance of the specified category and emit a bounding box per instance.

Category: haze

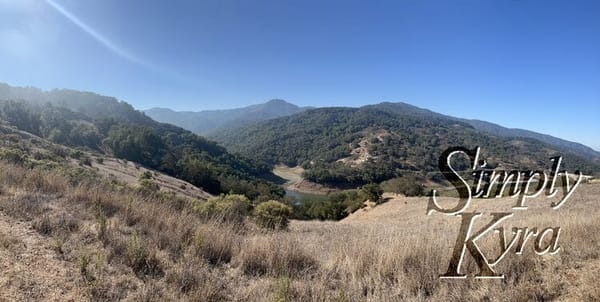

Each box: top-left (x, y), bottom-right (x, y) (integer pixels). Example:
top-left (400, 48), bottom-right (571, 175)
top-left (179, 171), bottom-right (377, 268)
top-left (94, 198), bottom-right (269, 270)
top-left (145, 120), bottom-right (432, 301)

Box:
top-left (0, 0), bottom-right (598, 150)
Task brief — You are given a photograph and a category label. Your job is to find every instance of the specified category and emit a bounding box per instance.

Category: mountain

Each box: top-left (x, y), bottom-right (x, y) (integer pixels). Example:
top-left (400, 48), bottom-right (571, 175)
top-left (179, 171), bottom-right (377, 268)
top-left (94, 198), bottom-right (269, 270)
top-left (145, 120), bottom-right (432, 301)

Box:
top-left (144, 99), bottom-right (309, 134)
top-left (0, 83), bottom-right (152, 125)
top-left (212, 102), bottom-right (600, 187)
top-left (0, 83), bottom-right (283, 200)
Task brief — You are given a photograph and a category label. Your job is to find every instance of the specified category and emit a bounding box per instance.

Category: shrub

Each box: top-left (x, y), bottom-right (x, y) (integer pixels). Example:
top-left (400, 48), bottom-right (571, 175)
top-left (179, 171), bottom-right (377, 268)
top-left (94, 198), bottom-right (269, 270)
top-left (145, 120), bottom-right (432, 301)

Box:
top-left (80, 156), bottom-right (92, 166)
top-left (0, 149), bottom-right (25, 165)
top-left (70, 150), bottom-right (83, 159)
top-left (253, 200), bottom-right (293, 230)
top-left (380, 175), bottom-right (424, 196)
top-left (79, 252), bottom-right (94, 282)
top-left (95, 204), bottom-right (108, 241)
top-left (139, 171), bottom-right (153, 180)
top-left (301, 199), bottom-right (346, 220)
top-left (273, 277), bottom-right (292, 302)
top-left (126, 234), bottom-right (163, 277)
top-left (360, 183), bottom-right (383, 203)
top-left (138, 179), bottom-right (160, 195)
top-left (291, 190), bottom-right (368, 220)
top-left (194, 194), bottom-right (251, 223)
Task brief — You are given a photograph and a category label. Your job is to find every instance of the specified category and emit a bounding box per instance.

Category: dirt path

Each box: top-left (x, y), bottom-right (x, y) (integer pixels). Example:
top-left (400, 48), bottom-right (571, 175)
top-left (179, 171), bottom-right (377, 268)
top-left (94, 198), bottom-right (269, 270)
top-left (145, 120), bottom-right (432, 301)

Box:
top-left (0, 211), bottom-right (86, 301)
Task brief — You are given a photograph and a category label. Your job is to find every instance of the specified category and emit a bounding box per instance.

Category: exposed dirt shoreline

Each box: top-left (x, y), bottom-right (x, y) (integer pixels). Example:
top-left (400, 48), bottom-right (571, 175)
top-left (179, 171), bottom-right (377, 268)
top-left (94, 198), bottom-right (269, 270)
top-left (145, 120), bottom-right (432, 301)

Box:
top-left (272, 165), bottom-right (336, 195)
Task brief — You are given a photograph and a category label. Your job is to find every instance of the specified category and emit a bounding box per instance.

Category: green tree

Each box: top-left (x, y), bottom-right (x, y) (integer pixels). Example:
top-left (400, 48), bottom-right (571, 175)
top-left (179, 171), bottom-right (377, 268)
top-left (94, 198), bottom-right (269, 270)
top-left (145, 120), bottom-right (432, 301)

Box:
top-left (360, 183), bottom-right (383, 203)
top-left (194, 194), bottom-right (252, 223)
top-left (253, 200), bottom-right (293, 229)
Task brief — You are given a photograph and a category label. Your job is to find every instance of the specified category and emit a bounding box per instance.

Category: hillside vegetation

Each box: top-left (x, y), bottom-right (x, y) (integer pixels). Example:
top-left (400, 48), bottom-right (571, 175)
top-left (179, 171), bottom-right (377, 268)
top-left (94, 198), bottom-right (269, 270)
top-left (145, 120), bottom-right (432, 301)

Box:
top-left (213, 103), bottom-right (600, 187)
top-left (0, 83), bottom-right (282, 200)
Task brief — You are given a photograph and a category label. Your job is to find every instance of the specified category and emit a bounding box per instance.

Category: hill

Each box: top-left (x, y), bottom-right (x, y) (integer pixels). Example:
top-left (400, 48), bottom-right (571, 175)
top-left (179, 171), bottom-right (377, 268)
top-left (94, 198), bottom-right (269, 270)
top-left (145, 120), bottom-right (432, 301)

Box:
top-left (364, 102), bottom-right (600, 159)
top-left (212, 103), bottom-right (600, 188)
top-left (0, 122), bottom-right (212, 200)
top-left (0, 83), bottom-right (283, 200)
top-left (144, 99), bottom-right (309, 134)
top-left (457, 119), bottom-right (600, 158)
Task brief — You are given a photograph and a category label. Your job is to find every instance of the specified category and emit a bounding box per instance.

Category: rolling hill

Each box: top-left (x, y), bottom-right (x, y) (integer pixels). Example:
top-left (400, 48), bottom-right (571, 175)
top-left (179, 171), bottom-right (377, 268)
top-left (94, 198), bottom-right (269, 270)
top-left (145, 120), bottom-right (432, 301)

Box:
top-left (0, 83), bottom-right (283, 200)
top-left (366, 101), bottom-right (600, 159)
top-left (212, 103), bottom-right (600, 187)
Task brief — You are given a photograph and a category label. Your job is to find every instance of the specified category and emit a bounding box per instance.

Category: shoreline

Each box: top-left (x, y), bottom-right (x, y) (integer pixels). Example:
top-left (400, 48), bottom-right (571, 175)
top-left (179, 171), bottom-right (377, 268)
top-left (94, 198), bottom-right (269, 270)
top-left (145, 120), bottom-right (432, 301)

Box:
top-left (273, 164), bottom-right (337, 195)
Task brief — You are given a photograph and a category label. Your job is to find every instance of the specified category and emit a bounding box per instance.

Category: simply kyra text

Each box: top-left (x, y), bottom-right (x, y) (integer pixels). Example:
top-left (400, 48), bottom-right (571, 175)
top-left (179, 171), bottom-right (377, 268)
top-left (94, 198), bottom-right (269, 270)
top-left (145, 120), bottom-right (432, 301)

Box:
top-left (427, 146), bottom-right (583, 279)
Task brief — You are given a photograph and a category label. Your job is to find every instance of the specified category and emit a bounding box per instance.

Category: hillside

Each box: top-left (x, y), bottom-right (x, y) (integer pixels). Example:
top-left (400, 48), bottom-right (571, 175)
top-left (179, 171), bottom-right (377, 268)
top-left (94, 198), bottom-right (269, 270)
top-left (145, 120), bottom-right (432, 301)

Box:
top-left (0, 83), bottom-right (283, 200)
top-left (144, 99), bottom-right (309, 134)
top-left (364, 102), bottom-right (600, 159)
top-left (458, 119), bottom-right (600, 159)
top-left (212, 103), bottom-right (600, 188)
top-left (0, 123), bottom-right (212, 201)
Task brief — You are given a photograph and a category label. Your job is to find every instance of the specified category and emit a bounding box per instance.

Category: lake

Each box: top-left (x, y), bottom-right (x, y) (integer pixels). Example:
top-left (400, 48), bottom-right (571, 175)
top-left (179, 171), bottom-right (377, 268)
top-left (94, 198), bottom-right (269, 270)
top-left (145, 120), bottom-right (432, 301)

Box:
top-left (285, 189), bottom-right (329, 205)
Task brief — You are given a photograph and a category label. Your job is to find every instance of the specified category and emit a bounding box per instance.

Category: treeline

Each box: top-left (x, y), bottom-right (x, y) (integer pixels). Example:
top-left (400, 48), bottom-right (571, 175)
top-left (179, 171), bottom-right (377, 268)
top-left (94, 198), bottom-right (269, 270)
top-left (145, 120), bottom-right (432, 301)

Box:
top-left (290, 183), bottom-right (384, 221)
top-left (0, 99), bottom-right (282, 200)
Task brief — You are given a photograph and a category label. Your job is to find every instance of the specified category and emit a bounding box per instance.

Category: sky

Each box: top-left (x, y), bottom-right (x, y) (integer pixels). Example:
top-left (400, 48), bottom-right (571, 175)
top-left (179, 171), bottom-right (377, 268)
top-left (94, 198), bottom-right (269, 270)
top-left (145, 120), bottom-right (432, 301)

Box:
top-left (0, 0), bottom-right (598, 150)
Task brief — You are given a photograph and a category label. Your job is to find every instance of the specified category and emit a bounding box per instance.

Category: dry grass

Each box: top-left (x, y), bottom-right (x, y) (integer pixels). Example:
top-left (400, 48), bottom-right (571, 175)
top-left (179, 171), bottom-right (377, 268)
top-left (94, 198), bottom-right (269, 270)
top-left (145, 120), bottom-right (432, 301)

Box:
top-left (0, 230), bottom-right (22, 251)
top-left (237, 235), bottom-right (317, 277)
top-left (0, 160), bottom-right (599, 301)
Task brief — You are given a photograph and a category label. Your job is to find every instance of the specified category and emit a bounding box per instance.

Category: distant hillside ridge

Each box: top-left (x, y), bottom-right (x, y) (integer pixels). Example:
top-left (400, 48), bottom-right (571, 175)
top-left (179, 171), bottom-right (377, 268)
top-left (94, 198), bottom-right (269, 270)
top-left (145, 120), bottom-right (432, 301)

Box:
top-left (212, 102), bottom-right (600, 188)
top-left (144, 99), bottom-right (310, 134)
top-left (365, 101), bottom-right (600, 159)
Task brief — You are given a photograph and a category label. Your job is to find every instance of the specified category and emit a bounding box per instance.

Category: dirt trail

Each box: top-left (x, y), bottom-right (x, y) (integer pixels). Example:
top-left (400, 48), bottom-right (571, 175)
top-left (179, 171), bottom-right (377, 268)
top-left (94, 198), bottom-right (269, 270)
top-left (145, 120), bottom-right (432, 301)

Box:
top-left (0, 211), bottom-right (85, 301)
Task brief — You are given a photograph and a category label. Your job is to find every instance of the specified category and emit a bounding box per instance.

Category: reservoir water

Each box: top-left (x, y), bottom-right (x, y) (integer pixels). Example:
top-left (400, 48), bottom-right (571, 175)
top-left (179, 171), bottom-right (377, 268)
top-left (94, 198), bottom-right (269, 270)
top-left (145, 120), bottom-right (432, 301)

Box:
top-left (284, 189), bottom-right (329, 205)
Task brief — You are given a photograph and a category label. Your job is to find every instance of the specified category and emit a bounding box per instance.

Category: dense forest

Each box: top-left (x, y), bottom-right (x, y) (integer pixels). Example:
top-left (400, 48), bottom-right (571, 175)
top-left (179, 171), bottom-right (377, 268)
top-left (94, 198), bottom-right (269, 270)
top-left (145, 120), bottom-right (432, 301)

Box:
top-left (0, 95), bottom-right (283, 201)
top-left (213, 104), bottom-right (600, 187)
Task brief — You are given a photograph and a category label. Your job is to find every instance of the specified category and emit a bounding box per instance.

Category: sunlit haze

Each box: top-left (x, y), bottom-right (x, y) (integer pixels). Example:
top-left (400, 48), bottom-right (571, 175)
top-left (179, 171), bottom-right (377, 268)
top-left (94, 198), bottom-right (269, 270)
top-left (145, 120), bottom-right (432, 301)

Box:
top-left (0, 0), bottom-right (598, 150)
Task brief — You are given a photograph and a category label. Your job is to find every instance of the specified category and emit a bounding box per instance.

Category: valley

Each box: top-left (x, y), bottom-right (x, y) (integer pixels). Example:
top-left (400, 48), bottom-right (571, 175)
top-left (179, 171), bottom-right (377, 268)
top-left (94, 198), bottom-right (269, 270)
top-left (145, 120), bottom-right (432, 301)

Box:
top-left (0, 83), bottom-right (598, 301)
top-left (2, 1), bottom-right (598, 300)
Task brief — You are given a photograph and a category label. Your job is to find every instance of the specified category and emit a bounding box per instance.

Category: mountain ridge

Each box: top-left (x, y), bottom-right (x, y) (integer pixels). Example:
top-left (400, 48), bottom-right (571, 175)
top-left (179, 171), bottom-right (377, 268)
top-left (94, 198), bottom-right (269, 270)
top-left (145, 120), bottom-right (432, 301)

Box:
top-left (144, 99), bottom-right (311, 134)
top-left (1, 82), bottom-right (597, 183)
top-left (4, 82), bottom-right (595, 157)
top-left (150, 98), bottom-right (599, 158)
top-left (211, 102), bottom-right (600, 187)
top-left (367, 101), bottom-right (600, 158)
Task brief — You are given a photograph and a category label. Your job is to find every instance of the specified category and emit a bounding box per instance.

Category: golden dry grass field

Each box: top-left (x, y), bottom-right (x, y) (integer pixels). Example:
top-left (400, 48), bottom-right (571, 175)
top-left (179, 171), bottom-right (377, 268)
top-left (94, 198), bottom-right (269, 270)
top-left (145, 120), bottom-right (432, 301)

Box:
top-left (0, 158), bottom-right (598, 301)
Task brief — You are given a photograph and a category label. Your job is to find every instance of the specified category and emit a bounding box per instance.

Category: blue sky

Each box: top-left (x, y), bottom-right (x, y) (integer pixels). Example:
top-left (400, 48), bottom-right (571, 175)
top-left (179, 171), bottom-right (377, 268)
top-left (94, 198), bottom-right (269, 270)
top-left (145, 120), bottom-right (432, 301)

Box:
top-left (0, 0), bottom-right (598, 150)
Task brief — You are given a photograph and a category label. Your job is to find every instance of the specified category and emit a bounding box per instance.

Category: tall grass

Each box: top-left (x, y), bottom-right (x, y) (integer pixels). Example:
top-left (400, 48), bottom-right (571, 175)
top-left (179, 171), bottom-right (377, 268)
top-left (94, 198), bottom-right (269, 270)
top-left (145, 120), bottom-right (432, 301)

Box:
top-left (0, 161), bottom-right (598, 301)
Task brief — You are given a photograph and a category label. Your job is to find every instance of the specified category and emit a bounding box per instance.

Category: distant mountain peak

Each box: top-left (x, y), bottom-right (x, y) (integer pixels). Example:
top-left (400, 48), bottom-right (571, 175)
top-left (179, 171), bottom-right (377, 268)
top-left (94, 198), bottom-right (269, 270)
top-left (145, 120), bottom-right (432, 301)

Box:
top-left (264, 99), bottom-right (291, 105)
top-left (144, 99), bottom-right (308, 134)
